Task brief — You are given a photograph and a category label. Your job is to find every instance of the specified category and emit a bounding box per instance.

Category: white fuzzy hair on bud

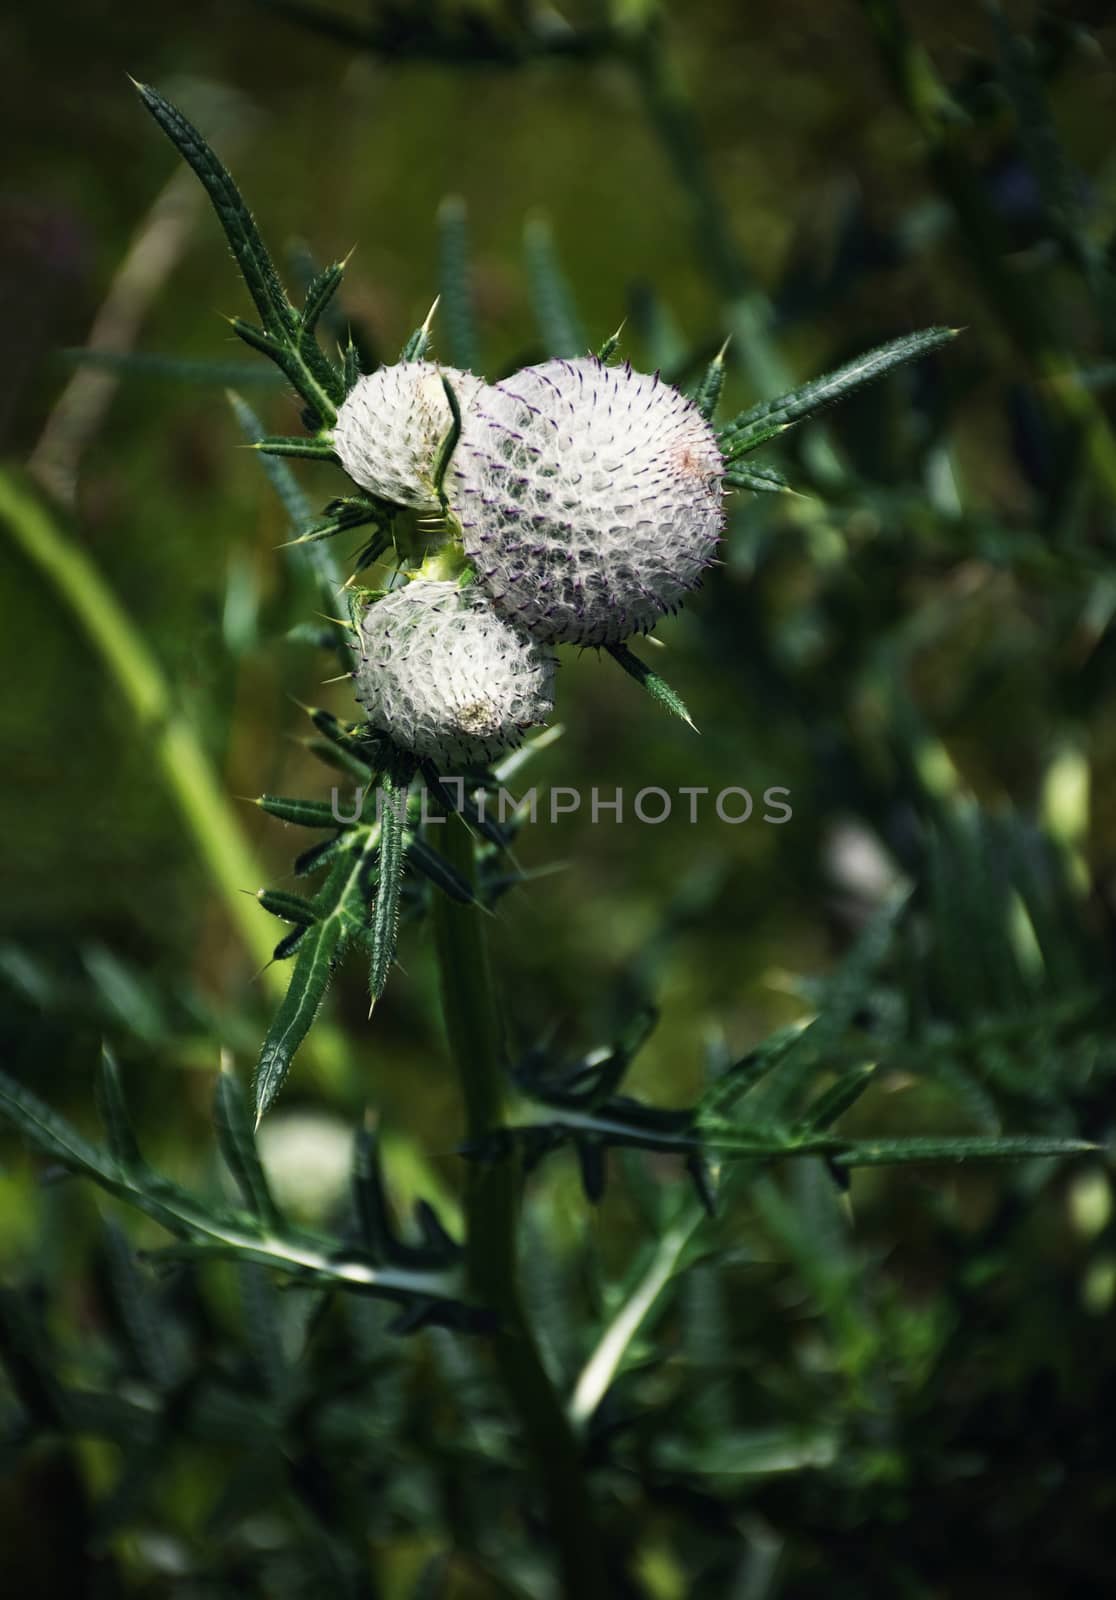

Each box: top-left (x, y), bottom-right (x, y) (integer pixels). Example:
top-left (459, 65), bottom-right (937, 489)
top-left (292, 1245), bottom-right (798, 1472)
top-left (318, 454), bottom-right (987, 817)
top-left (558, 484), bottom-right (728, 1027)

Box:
top-left (354, 580), bottom-right (555, 768)
top-left (333, 362), bottom-right (485, 511)
top-left (448, 356), bottom-right (724, 645)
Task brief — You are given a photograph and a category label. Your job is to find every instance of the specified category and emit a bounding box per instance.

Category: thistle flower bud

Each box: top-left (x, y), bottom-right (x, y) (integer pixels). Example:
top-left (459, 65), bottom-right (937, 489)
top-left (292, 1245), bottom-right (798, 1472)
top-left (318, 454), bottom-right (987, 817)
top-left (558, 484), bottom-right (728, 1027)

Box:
top-left (354, 580), bottom-right (555, 768)
top-left (448, 357), bottom-right (724, 645)
top-left (333, 362), bottom-right (485, 511)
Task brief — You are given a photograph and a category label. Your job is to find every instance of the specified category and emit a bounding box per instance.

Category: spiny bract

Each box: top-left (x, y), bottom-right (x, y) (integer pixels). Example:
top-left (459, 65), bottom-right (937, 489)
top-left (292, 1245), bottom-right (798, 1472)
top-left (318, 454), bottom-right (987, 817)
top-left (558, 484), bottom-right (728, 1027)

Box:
top-left (354, 580), bottom-right (555, 768)
top-left (448, 356), bottom-right (724, 645)
top-left (333, 362), bottom-right (485, 511)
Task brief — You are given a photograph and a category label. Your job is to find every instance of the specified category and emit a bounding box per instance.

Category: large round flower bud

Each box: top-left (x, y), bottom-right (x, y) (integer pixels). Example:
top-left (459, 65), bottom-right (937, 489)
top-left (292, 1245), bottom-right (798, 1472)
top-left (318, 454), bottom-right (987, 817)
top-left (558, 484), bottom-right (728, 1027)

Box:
top-left (448, 357), bottom-right (724, 645)
top-left (354, 580), bottom-right (555, 768)
top-left (333, 362), bottom-right (485, 511)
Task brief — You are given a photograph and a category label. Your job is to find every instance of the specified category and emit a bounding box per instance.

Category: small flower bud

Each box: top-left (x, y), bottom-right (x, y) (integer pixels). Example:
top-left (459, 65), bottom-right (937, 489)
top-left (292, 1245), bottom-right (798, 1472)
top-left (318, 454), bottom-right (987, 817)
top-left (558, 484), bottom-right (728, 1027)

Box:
top-left (334, 362), bottom-right (485, 511)
top-left (354, 580), bottom-right (555, 768)
top-left (449, 356), bottom-right (724, 645)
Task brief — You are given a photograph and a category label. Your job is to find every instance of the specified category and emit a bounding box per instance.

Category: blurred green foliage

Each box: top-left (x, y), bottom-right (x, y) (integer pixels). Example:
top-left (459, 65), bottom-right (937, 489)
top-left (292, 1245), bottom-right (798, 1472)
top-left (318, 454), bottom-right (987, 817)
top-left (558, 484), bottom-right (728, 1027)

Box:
top-left (3, 1), bottom-right (1116, 1595)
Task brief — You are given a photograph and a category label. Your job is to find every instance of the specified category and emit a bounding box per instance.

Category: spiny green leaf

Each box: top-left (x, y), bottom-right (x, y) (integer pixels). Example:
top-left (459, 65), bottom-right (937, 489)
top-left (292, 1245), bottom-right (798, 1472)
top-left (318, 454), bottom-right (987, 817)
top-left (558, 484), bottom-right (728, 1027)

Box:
top-left (300, 260), bottom-right (346, 343)
top-left (289, 239), bottom-right (353, 349)
top-left (418, 761), bottom-right (511, 852)
top-left (524, 214), bottom-right (587, 358)
top-left (0, 1073), bottom-right (467, 1317)
top-left (304, 737), bottom-right (372, 783)
top-left (693, 342), bottom-right (728, 421)
top-left (294, 834), bottom-right (349, 878)
top-left (343, 336), bottom-right (362, 392)
top-left (132, 81), bottom-right (294, 337)
top-left (399, 328), bottom-right (427, 362)
top-left (252, 434), bottom-right (338, 462)
top-left (215, 1066), bottom-right (282, 1226)
top-left (228, 316), bottom-right (288, 364)
top-left (257, 888), bottom-right (319, 925)
top-left (719, 327), bottom-right (958, 458)
top-left (257, 794), bottom-right (345, 829)
top-left (400, 297), bottom-right (440, 363)
top-left (595, 323), bottom-right (625, 364)
top-left (254, 915), bottom-right (344, 1123)
top-left (606, 642), bottom-right (698, 731)
top-left (133, 81), bottom-right (343, 419)
top-left (282, 496), bottom-right (389, 548)
top-left (346, 585), bottom-right (374, 633)
top-left (353, 527), bottom-right (393, 572)
top-left (438, 196), bottom-right (479, 372)
top-left (254, 827), bottom-right (381, 1120)
top-left (799, 1064), bottom-right (878, 1134)
top-left (832, 1135), bottom-right (1096, 1167)
top-left (308, 706), bottom-right (379, 773)
top-left (368, 762), bottom-right (411, 1009)
top-left (724, 463), bottom-right (793, 494)
top-left (720, 418), bottom-right (786, 455)
top-left (273, 927), bottom-right (309, 961)
top-left (698, 1024), bottom-right (807, 1119)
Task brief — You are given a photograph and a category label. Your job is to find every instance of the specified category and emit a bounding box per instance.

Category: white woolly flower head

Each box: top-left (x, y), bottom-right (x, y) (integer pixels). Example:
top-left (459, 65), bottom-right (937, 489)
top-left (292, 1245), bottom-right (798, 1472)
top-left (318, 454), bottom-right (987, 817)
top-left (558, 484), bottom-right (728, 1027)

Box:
top-left (333, 361), bottom-right (485, 511)
top-left (354, 579), bottom-right (555, 768)
top-left (448, 356), bottom-right (724, 645)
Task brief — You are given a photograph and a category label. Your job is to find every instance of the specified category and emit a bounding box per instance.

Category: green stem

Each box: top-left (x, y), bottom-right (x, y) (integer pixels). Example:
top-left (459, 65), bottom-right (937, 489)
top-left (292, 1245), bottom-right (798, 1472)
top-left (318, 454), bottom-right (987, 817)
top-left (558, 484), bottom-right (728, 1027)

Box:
top-left (432, 810), bottom-right (611, 1600)
top-left (0, 467), bottom-right (281, 988)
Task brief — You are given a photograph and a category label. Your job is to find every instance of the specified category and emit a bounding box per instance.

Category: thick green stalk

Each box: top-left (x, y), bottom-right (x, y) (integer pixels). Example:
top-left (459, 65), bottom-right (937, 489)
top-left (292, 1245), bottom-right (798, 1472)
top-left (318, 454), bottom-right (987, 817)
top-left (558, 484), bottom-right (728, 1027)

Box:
top-left (432, 811), bottom-right (610, 1599)
top-left (0, 467), bottom-right (281, 987)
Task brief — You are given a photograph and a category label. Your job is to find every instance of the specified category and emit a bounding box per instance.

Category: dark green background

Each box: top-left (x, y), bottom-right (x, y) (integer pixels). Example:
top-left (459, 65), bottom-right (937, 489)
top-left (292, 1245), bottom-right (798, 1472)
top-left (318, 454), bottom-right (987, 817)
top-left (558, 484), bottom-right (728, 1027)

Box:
top-left (3, 2), bottom-right (1116, 1596)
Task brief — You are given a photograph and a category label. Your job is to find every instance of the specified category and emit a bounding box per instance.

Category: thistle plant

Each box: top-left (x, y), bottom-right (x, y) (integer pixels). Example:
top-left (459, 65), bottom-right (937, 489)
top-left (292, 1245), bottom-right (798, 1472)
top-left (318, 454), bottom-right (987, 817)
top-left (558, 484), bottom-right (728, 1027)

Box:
top-left (451, 355), bottom-right (724, 644)
top-left (106, 78), bottom-right (964, 1106)
top-left (333, 360), bottom-right (485, 510)
top-left (4, 12), bottom-right (1115, 1595)
top-left (353, 579), bottom-right (555, 766)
